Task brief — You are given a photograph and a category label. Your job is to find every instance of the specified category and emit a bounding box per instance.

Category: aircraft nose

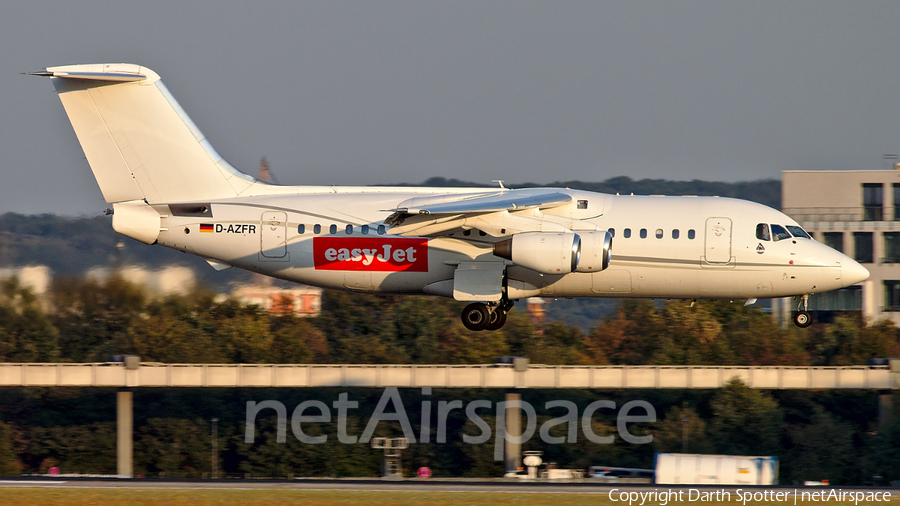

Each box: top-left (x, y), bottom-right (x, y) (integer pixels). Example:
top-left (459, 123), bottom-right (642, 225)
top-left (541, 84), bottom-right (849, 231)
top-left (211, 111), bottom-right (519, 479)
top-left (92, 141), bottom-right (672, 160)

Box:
top-left (842, 257), bottom-right (869, 285)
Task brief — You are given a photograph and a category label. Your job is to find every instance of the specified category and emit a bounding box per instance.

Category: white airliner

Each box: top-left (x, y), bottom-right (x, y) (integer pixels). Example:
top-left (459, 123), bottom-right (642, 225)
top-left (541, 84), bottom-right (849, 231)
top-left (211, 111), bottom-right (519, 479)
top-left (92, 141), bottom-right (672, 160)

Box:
top-left (33, 63), bottom-right (868, 330)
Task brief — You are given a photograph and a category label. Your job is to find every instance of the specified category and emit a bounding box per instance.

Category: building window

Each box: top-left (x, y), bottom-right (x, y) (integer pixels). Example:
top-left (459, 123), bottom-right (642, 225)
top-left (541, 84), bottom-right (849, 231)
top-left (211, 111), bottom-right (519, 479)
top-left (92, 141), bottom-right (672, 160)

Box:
top-left (885, 232), bottom-right (900, 263)
top-left (823, 232), bottom-right (843, 253)
top-left (863, 183), bottom-right (883, 221)
top-left (808, 286), bottom-right (862, 311)
top-left (885, 281), bottom-right (900, 312)
top-left (894, 183), bottom-right (900, 221)
top-left (854, 232), bottom-right (873, 263)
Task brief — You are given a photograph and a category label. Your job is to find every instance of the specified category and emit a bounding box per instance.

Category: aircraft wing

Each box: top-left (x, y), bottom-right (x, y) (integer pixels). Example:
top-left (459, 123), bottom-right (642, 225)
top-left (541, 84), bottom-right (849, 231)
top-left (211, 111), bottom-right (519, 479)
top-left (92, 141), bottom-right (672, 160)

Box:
top-left (385, 190), bottom-right (587, 237)
top-left (391, 191), bottom-right (571, 215)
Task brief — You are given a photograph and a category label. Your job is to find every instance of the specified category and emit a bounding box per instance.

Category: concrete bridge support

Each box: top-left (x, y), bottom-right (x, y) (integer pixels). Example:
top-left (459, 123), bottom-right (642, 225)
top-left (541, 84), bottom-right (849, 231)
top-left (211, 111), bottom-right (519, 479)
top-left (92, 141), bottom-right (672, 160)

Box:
top-left (117, 390), bottom-right (133, 478)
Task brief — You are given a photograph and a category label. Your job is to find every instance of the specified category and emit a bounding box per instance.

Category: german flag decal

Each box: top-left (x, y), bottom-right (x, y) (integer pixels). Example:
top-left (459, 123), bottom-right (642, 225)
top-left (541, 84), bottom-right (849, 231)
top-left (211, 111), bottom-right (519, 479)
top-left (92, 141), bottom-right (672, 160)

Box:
top-left (200, 224), bottom-right (214, 233)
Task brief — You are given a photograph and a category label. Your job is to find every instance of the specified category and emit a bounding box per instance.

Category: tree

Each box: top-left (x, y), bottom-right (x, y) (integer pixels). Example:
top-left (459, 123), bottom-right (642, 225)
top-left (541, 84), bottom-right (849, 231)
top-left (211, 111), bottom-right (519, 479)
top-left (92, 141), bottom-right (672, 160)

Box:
top-left (783, 405), bottom-right (856, 484)
top-left (0, 420), bottom-right (20, 475)
top-left (50, 276), bottom-right (146, 362)
top-left (0, 278), bottom-right (59, 362)
top-left (653, 404), bottom-right (712, 454)
top-left (708, 378), bottom-right (784, 456)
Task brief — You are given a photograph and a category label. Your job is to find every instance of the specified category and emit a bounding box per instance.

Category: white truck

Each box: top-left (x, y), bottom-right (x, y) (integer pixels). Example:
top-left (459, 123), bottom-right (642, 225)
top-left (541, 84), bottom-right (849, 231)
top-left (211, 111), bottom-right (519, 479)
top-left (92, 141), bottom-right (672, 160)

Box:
top-left (654, 453), bottom-right (779, 485)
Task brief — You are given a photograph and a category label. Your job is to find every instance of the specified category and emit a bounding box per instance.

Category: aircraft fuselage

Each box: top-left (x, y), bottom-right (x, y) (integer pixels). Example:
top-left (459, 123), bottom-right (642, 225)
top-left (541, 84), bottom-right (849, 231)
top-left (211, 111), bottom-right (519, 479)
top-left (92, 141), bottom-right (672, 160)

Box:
top-left (148, 188), bottom-right (862, 301)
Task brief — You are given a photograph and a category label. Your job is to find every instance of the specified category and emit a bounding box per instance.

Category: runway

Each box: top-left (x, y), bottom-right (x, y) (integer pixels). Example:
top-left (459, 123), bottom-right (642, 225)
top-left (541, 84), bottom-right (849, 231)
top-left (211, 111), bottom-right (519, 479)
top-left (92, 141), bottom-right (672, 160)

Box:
top-left (0, 477), bottom-right (897, 497)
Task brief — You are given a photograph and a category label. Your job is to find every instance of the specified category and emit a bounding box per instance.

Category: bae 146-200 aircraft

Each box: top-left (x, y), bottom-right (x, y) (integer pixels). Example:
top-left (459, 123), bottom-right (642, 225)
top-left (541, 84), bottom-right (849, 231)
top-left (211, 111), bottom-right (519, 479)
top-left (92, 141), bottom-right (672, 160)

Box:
top-left (32, 63), bottom-right (869, 330)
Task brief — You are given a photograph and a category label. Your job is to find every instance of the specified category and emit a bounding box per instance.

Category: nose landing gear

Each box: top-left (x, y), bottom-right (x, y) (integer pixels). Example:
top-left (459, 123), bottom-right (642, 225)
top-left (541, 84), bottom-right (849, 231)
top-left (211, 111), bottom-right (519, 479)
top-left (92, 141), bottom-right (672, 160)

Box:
top-left (793, 294), bottom-right (812, 328)
top-left (461, 300), bottom-right (513, 331)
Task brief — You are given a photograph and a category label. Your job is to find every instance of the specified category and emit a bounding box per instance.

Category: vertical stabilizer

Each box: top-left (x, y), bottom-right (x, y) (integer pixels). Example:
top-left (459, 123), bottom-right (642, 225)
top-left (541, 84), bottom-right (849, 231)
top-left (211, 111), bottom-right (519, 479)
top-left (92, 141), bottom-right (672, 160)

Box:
top-left (38, 63), bottom-right (259, 204)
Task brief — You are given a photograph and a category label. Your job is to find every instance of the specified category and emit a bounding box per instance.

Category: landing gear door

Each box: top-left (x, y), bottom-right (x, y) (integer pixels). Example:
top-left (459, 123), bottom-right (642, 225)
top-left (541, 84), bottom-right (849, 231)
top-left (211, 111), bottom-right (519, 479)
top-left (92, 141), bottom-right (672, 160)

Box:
top-left (260, 211), bottom-right (289, 260)
top-left (453, 262), bottom-right (505, 302)
top-left (704, 217), bottom-right (732, 265)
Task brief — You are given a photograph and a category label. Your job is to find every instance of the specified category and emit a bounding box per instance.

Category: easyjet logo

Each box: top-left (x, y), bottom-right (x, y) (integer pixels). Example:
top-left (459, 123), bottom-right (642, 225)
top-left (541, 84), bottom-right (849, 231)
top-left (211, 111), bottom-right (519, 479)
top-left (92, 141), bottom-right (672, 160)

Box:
top-left (313, 237), bottom-right (428, 272)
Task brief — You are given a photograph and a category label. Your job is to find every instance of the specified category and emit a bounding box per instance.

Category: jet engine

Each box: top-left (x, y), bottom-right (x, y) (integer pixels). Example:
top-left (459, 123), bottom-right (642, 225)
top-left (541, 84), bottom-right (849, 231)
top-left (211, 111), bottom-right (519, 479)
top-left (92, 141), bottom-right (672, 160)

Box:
top-left (493, 232), bottom-right (580, 274)
top-left (574, 231), bottom-right (612, 272)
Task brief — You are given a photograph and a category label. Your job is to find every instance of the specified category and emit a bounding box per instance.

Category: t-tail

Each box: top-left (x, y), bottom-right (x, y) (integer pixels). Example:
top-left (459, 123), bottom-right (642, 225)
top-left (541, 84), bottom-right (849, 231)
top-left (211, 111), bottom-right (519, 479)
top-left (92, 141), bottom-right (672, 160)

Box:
top-left (32, 63), bottom-right (265, 243)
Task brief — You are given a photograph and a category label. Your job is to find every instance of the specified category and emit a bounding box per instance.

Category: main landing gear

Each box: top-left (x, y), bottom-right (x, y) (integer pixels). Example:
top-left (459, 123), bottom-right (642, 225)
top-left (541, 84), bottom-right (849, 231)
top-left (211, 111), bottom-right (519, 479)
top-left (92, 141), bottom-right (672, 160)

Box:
top-left (461, 300), bottom-right (513, 331)
top-left (793, 294), bottom-right (812, 328)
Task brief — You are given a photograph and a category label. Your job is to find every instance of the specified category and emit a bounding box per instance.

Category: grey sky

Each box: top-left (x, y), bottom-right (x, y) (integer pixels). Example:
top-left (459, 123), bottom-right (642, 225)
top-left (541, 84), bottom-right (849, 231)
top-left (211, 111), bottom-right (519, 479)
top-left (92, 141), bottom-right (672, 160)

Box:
top-left (2, 1), bottom-right (900, 216)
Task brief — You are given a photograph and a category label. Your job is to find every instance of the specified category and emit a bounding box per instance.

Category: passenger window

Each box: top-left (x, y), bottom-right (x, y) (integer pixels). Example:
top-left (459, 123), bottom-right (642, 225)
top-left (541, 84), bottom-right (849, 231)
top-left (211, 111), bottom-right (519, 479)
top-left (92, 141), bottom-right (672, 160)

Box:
top-left (640, 229), bottom-right (647, 239)
top-left (786, 225), bottom-right (810, 239)
top-left (756, 223), bottom-right (771, 241)
top-left (345, 224), bottom-right (353, 234)
top-left (655, 229), bottom-right (663, 239)
top-left (362, 225), bottom-right (369, 235)
top-left (688, 229), bottom-right (695, 239)
top-left (623, 228), bottom-right (631, 238)
top-left (771, 224), bottom-right (791, 242)
top-left (672, 229), bottom-right (679, 239)
top-left (313, 224), bottom-right (321, 234)
top-left (298, 224), bottom-right (305, 234)
top-left (608, 228), bottom-right (615, 237)
top-left (378, 225), bottom-right (386, 235)
top-left (330, 224), bottom-right (337, 234)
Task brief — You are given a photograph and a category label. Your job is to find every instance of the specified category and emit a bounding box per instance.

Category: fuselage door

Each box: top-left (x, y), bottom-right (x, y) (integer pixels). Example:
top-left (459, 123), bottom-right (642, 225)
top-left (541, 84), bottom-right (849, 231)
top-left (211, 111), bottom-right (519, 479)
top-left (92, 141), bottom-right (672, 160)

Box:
top-left (260, 211), bottom-right (287, 258)
top-left (704, 217), bottom-right (732, 264)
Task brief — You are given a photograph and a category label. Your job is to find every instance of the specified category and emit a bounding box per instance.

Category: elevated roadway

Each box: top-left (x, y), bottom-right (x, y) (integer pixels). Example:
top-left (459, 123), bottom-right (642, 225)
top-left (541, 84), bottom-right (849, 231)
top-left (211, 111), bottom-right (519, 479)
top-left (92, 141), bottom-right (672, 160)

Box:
top-left (2, 362), bottom-right (898, 389)
top-left (3, 360), bottom-right (897, 478)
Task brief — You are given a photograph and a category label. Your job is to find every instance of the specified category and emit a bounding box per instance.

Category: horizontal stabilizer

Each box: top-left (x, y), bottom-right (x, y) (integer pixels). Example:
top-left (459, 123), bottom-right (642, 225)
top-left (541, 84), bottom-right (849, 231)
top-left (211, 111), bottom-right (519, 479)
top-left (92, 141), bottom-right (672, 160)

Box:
top-left (29, 71), bottom-right (146, 82)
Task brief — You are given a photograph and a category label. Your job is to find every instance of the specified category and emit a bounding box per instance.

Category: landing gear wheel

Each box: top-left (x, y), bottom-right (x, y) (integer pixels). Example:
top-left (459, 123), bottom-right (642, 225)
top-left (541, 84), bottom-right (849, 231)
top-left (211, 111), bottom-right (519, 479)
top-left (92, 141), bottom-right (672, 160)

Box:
top-left (485, 309), bottom-right (508, 331)
top-left (793, 311), bottom-right (812, 328)
top-left (462, 303), bottom-right (491, 331)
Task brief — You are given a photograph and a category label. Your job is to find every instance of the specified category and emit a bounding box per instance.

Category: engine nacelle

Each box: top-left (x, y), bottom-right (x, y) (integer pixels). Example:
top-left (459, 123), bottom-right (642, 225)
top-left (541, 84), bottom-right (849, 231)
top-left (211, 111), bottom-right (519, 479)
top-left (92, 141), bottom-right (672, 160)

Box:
top-left (493, 232), bottom-right (580, 274)
top-left (575, 230), bottom-right (612, 272)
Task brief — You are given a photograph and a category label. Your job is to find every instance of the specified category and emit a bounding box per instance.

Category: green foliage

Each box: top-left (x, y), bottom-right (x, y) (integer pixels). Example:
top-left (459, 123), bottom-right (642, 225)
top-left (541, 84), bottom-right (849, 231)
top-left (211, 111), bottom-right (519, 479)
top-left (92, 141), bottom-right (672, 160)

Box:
top-left (0, 420), bottom-right (20, 475)
top-left (783, 405), bottom-right (856, 484)
top-left (0, 278), bottom-right (59, 362)
top-left (652, 404), bottom-right (712, 455)
top-left (0, 276), bottom-right (898, 481)
top-left (861, 393), bottom-right (900, 485)
top-left (807, 317), bottom-right (900, 366)
top-left (708, 378), bottom-right (784, 456)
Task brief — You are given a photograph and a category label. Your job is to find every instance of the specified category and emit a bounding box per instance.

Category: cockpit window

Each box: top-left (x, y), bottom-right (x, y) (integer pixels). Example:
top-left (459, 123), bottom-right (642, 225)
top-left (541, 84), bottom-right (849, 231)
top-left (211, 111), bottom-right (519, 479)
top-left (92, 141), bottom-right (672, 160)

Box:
top-left (771, 224), bottom-right (791, 242)
top-left (786, 225), bottom-right (810, 239)
top-left (756, 223), bottom-right (771, 241)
